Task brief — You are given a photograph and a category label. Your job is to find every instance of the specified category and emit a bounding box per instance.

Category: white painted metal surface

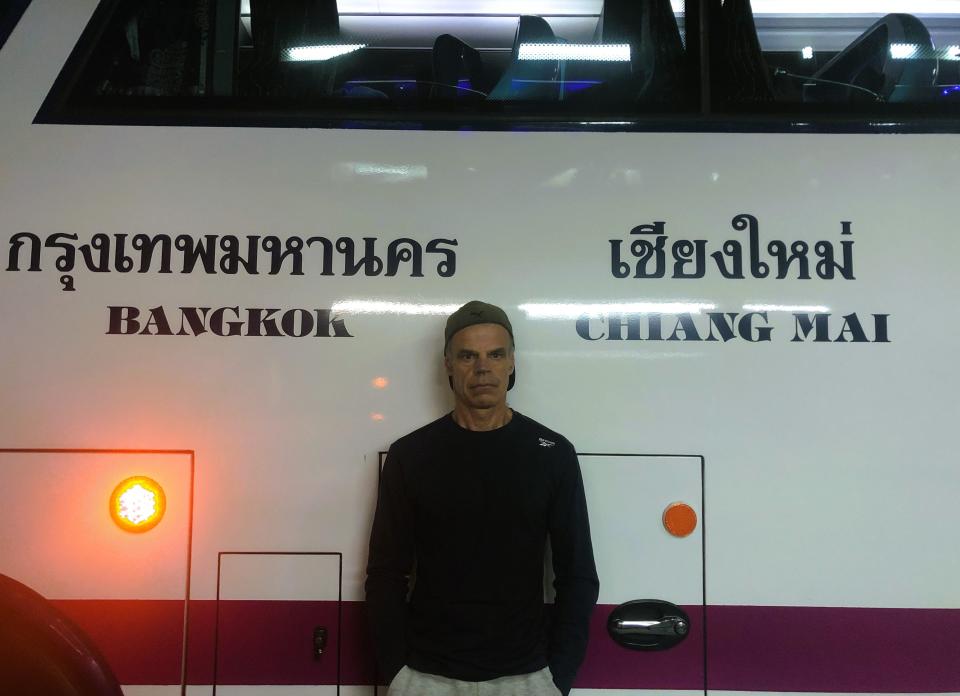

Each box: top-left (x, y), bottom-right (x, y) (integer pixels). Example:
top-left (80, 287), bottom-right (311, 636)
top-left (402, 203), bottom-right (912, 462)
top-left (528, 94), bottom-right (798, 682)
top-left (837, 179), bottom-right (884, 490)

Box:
top-left (0, 452), bottom-right (191, 600)
top-left (219, 555), bottom-right (341, 602)
top-left (578, 456), bottom-right (702, 607)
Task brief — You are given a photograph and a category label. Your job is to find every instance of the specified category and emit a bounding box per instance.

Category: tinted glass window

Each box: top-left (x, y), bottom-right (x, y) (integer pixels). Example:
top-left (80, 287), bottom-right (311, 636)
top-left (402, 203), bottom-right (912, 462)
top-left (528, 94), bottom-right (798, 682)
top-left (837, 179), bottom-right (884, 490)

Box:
top-left (81, 0), bottom-right (211, 97)
top-left (237, 0), bottom-right (691, 107)
top-left (36, 0), bottom-right (960, 129)
top-left (41, 0), bottom-right (698, 125)
top-left (712, 1), bottom-right (960, 113)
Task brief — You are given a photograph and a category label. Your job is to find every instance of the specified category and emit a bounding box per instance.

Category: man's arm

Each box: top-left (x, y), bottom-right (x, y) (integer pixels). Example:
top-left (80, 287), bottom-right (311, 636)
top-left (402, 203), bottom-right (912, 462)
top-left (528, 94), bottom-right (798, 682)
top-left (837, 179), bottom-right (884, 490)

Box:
top-left (364, 445), bottom-right (415, 684)
top-left (547, 444), bottom-right (600, 696)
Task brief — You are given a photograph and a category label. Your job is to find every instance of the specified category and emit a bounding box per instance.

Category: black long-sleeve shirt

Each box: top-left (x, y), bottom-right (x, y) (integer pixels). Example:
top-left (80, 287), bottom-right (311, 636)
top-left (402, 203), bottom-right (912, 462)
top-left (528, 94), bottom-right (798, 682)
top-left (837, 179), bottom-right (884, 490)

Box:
top-left (365, 411), bottom-right (599, 695)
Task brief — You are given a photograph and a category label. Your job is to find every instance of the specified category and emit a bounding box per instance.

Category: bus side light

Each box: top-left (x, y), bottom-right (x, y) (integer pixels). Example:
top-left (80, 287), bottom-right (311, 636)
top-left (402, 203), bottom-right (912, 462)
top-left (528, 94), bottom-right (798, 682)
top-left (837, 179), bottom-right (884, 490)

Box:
top-left (663, 502), bottom-right (698, 538)
top-left (110, 476), bottom-right (166, 533)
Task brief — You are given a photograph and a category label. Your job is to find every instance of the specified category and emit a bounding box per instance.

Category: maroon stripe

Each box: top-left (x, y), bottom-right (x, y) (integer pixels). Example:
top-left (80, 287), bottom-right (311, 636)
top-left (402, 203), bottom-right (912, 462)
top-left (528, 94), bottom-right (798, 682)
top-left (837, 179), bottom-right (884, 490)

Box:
top-left (215, 601), bottom-right (338, 684)
top-left (707, 605), bottom-right (960, 693)
top-left (185, 600), bottom-right (216, 683)
top-left (578, 604), bottom-right (704, 690)
top-left (52, 600), bottom-right (185, 684)
top-left (208, 601), bottom-right (381, 685)
top-left (52, 600), bottom-right (960, 691)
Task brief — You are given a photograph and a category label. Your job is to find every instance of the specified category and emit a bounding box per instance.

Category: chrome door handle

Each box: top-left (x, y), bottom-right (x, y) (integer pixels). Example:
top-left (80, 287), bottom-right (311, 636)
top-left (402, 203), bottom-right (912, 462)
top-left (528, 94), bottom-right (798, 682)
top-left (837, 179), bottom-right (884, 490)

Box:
top-left (607, 600), bottom-right (692, 651)
top-left (614, 616), bottom-right (688, 636)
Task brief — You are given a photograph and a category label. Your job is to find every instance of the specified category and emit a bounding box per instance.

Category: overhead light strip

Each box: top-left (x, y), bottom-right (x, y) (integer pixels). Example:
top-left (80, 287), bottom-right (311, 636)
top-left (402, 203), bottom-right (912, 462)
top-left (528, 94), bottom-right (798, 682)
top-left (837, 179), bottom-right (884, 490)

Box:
top-left (748, 0), bottom-right (960, 13)
top-left (337, 1), bottom-right (610, 14)
top-left (329, 1), bottom-right (957, 15)
top-left (890, 42), bottom-right (918, 59)
top-left (248, 1), bottom-right (960, 17)
top-left (281, 44), bottom-right (366, 62)
top-left (519, 43), bottom-right (630, 61)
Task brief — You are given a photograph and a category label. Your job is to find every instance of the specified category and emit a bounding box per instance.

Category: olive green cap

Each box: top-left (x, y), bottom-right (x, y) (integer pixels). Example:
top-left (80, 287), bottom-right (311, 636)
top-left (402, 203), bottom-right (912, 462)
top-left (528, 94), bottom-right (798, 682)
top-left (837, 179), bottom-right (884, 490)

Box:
top-left (444, 301), bottom-right (515, 390)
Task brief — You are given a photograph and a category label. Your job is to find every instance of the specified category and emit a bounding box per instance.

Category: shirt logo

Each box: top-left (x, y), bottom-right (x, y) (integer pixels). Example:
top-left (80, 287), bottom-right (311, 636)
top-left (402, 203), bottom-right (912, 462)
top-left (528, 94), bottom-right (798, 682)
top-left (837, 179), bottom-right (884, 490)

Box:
top-left (538, 437), bottom-right (555, 447)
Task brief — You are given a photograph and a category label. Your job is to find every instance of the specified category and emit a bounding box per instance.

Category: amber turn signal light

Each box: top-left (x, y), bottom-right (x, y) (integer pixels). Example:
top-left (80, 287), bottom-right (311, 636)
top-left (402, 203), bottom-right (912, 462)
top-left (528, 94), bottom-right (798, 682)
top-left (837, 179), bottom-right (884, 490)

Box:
top-left (110, 476), bottom-right (166, 533)
top-left (663, 502), bottom-right (697, 538)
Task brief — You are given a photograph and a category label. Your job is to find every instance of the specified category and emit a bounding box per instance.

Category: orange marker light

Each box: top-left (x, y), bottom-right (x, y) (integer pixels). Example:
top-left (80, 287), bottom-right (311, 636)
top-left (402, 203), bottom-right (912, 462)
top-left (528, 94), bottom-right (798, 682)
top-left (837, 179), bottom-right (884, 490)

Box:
top-left (110, 476), bottom-right (166, 533)
top-left (663, 502), bottom-right (697, 538)
top-left (372, 377), bottom-right (389, 389)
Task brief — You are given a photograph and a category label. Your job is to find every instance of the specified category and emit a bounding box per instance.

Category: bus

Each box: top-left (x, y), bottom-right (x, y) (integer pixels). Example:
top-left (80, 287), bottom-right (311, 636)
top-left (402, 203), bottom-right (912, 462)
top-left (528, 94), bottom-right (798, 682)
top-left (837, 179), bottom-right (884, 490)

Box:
top-left (1, 1), bottom-right (958, 695)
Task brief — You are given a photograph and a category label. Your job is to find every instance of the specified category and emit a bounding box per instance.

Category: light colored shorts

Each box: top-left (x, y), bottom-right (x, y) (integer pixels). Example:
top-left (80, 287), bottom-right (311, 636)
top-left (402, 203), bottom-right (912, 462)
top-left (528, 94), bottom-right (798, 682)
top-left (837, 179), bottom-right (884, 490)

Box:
top-left (387, 665), bottom-right (562, 696)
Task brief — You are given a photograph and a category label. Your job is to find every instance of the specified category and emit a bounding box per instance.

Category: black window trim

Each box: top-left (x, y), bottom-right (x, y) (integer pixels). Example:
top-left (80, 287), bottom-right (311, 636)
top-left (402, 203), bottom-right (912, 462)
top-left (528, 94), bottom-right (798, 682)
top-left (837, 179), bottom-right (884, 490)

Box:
top-left (0, 0), bottom-right (33, 54)
top-left (32, 0), bottom-right (960, 134)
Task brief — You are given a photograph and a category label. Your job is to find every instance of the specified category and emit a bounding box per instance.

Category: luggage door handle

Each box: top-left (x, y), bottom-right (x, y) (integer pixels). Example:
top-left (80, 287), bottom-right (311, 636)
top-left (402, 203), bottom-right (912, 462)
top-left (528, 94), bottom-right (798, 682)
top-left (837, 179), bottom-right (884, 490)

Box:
top-left (607, 600), bottom-right (691, 650)
top-left (613, 616), bottom-right (688, 636)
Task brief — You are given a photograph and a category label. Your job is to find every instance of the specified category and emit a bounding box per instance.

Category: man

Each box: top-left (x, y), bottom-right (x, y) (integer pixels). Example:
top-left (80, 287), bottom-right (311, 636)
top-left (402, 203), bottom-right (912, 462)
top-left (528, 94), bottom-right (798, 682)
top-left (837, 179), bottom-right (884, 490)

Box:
top-left (365, 301), bottom-right (599, 696)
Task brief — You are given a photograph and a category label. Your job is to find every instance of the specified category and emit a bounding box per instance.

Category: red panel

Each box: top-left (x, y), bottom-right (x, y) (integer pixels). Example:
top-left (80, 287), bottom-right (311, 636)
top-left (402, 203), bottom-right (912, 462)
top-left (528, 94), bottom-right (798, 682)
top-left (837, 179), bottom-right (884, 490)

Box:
top-left (52, 599), bottom-right (184, 685)
top-left (707, 605), bottom-right (960, 693)
top-left (49, 599), bottom-right (960, 692)
top-left (577, 604), bottom-right (704, 690)
top-left (215, 600), bottom-right (338, 684)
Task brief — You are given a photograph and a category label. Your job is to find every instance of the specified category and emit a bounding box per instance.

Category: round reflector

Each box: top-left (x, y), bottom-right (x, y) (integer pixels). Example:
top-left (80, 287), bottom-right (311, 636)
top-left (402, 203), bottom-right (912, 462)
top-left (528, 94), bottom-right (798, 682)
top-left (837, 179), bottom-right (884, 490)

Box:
top-left (662, 502), bottom-right (697, 538)
top-left (110, 477), bottom-right (165, 533)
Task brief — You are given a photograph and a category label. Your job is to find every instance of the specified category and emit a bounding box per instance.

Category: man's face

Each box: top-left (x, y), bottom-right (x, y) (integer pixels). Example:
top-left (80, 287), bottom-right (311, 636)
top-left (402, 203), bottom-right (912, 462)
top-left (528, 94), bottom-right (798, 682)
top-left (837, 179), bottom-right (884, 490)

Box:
top-left (444, 323), bottom-right (515, 410)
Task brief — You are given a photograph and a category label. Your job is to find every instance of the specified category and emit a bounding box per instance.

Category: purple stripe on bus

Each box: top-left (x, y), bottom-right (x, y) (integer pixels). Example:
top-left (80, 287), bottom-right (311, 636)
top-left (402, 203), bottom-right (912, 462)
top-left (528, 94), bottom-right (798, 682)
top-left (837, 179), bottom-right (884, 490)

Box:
top-left (52, 600), bottom-right (960, 692)
top-left (216, 600), bottom-right (339, 684)
top-left (52, 599), bottom-right (185, 684)
top-left (209, 601), bottom-right (374, 684)
top-left (707, 604), bottom-right (960, 693)
top-left (578, 604), bottom-right (705, 689)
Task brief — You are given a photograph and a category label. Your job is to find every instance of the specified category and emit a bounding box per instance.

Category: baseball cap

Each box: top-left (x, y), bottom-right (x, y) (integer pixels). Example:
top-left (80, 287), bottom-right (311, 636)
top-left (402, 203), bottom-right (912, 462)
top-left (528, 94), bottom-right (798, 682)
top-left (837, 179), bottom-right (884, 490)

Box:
top-left (444, 301), bottom-right (516, 390)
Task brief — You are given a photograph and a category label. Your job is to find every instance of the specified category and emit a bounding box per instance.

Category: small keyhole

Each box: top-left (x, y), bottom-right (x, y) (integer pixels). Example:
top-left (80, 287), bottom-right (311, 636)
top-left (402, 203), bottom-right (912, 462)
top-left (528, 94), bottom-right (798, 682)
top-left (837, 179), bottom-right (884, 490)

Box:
top-left (313, 626), bottom-right (328, 659)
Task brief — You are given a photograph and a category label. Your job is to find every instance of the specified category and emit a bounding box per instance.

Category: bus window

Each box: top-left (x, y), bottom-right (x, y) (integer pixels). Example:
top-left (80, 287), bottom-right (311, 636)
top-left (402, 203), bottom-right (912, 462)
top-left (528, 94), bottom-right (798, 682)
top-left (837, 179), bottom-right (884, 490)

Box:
top-left (76, 0), bottom-right (210, 98)
top-left (37, 0), bottom-right (699, 127)
top-left (34, 1), bottom-right (960, 130)
top-left (712, 2), bottom-right (960, 114)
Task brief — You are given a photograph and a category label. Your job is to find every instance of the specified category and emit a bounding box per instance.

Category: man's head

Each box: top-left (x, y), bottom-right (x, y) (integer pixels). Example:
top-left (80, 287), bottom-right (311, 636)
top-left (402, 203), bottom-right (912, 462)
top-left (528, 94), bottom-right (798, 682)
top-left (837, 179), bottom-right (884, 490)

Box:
top-left (444, 301), bottom-right (515, 410)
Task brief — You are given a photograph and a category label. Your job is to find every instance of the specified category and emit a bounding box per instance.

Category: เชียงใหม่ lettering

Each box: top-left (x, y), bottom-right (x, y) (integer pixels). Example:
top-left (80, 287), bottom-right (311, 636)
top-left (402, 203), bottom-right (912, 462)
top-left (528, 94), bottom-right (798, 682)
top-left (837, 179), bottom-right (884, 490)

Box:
top-left (610, 214), bottom-right (854, 281)
top-left (5, 232), bottom-right (458, 291)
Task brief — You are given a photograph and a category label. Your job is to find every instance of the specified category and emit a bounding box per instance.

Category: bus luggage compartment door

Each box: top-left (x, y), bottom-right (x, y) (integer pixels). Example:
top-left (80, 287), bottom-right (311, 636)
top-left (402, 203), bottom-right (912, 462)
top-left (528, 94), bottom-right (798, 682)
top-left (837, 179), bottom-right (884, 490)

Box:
top-left (570, 454), bottom-right (705, 695)
top-left (214, 552), bottom-right (342, 695)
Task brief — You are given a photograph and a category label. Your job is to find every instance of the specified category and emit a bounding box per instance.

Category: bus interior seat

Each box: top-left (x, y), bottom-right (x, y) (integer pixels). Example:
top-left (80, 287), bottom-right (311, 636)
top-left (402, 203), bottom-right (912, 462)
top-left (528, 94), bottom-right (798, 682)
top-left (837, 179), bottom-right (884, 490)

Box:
top-left (0, 574), bottom-right (124, 696)
top-left (431, 34), bottom-right (485, 99)
top-left (586, 0), bottom-right (685, 102)
top-left (709, 0), bottom-right (775, 103)
top-left (487, 15), bottom-right (563, 102)
top-left (805, 14), bottom-right (937, 103)
top-left (89, 0), bottom-right (206, 98)
top-left (248, 0), bottom-right (341, 97)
